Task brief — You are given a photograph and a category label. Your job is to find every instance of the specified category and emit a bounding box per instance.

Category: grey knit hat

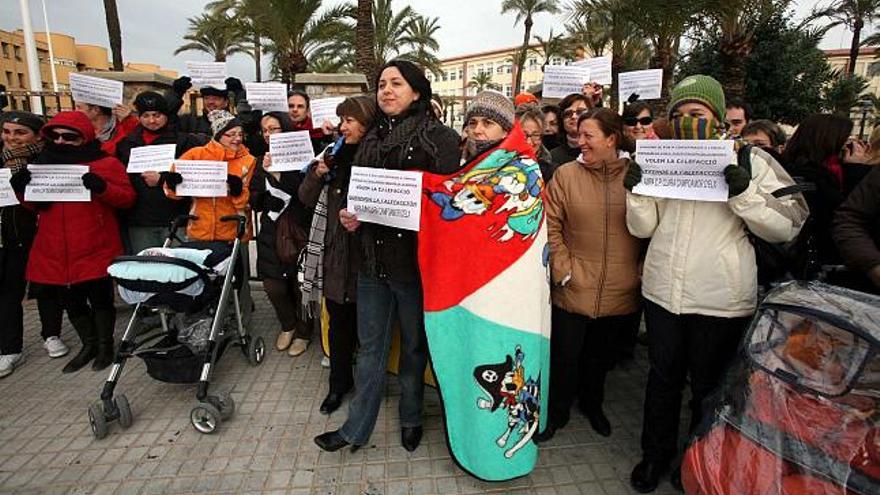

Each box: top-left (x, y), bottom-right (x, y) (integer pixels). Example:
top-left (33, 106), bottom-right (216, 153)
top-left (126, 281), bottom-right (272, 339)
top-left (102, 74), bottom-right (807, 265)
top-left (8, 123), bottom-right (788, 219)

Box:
top-left (465, 90), bottom-right (515, 132)
top-left (208, 109), bottom-right (241, 140)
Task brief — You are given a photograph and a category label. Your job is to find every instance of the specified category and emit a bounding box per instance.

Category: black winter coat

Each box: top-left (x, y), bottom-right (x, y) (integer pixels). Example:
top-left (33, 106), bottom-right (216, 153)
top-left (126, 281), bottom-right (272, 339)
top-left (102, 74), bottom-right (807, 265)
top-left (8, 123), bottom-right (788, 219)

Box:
top-left (116, 126), bottom-right (206, 227)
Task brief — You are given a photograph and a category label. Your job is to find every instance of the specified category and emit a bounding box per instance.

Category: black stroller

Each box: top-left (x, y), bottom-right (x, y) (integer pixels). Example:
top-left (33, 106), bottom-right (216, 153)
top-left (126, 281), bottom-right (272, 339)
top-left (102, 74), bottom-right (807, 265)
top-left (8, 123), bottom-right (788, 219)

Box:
top-left (87, 215), bottom-right (265, 438)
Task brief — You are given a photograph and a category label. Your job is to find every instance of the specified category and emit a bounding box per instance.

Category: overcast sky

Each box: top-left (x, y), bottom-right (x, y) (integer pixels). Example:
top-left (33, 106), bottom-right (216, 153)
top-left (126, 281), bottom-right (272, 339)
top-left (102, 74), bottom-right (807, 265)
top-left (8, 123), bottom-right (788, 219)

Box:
top-left (0, 0), bottom-right (866, 82)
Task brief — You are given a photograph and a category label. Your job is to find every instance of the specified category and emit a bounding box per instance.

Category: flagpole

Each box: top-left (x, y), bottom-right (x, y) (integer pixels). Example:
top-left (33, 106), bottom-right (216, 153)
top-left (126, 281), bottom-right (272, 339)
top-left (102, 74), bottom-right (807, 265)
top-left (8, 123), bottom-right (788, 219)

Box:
top-left (40, 0), bottom-right (58, 92)
top-left (18, 0), bottom-right (44, 113)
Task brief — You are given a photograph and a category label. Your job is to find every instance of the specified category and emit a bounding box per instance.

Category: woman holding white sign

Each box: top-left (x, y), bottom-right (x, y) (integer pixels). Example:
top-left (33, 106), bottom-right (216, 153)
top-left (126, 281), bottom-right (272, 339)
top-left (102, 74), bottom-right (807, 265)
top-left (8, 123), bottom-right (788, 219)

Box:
top-left (9, 111), bottom-right (136, 374)
top-left (315, 60), bottom-right (461, 453)
top-left (623, 75), bottom-right (807, 493)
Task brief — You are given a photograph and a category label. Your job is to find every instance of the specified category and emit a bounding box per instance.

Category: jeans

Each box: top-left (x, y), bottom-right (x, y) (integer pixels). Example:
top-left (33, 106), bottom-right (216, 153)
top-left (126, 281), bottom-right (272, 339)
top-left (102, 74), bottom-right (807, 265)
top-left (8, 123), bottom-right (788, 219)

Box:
top-left (639, 299), bottom-right (750, 462)
top-left (339, 274), bottom-right (427, 446)
top-left (127, 225), bottom-right (169, 254)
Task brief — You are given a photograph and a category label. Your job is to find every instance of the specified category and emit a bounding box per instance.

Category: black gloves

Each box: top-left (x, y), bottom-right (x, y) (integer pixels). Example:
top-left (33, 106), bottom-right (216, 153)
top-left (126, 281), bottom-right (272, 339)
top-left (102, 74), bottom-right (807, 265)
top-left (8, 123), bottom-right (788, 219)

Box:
top-left (162, 172), bottom-right (183, 191)
top-left (624, 161), bottom-right (642, 191)
top-left (225, 77), bottom-right (244, 96)
top-left (227, 174), bottom-right (243, 197)
top-left (82, 172), bottom-right (106, 194)
top-left (172, 76), bottom-right (192, 98)
top-left (10, 169), bottom-right (31, 194)
top-left (724, 165), bottom-right (751, 198)
top-left (265, 195), bottom-right (285, 212)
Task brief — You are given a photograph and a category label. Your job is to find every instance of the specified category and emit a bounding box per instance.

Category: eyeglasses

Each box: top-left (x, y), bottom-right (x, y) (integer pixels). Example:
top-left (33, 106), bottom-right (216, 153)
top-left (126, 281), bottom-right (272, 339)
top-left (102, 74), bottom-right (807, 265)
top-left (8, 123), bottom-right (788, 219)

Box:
top-left (563, 108), bottom-right (588, 119)
top-left (624, 116), bottom-right (653, 127)
top-left (524, 132), bottom-right (543, 141)
top-left (222, 131), bottom-right (244, 139)
top-left (261, 127), bottom-right (282, 135)
top-left (46, 130), bottom-right (81, 142)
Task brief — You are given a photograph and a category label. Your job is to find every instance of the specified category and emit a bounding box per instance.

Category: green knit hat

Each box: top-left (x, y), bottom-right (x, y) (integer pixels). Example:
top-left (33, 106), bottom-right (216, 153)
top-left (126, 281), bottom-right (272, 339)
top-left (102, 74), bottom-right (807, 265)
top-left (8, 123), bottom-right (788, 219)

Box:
top-left (667, 75), bottom-right (726, 121)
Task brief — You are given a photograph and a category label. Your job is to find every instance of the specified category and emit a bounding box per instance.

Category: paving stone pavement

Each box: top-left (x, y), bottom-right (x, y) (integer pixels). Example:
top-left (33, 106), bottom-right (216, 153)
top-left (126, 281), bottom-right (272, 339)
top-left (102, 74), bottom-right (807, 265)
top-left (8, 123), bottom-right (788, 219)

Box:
top-left (0, 289), bottom-right (683, 495)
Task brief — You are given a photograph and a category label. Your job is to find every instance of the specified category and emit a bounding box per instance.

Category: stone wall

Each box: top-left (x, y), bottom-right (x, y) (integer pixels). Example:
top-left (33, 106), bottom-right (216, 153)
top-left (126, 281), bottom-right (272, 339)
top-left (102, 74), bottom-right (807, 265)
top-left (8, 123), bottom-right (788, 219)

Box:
top-left (293, 73), bottom-right (370, 98)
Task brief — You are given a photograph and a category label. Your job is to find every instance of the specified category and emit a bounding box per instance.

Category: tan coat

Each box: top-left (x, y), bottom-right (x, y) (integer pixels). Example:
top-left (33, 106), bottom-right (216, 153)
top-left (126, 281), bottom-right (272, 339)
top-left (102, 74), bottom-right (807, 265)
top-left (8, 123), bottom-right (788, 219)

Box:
top-left (545, 157), bottom-right (643, 318)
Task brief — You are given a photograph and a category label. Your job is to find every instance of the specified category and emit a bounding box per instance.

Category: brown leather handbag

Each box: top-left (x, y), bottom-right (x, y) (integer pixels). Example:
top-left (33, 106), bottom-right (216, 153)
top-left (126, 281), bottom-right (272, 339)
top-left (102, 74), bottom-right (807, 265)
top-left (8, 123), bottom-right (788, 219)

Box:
top-left (275, 209), bottom-right (308, 266)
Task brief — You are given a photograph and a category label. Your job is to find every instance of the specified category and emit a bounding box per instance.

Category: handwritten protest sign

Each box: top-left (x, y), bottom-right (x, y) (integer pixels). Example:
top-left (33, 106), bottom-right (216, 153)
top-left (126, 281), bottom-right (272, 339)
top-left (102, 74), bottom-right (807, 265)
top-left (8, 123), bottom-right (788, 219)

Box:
top-left (268, 131), bottom-right (315, 172)
top-left (0, 169), bottom-right (19, 207)
top-left (348, 167), bottom-right (422, 231)
top-left (618, 69), bottom-right (664, 103)
top-left (69, 73), bottom-right (123, 108)
top-left (542, 65), bottom-right (592, 99)
top-left (572, 55), bottom-right (613, 85)
top-left (25, 165), bottom-right (90, 202)
top-left (126, 144), bottom-right (176, 173)
top-left (632, 140), bottom-right (735, 202)
top-left (245, 82), bottom-right (288, 112)
top-left (185, 61), bottom-right (227, 90)
top-left (310, 97), bottom-right (345, 127)
top-left (173, 160), bottom-right (228, 197)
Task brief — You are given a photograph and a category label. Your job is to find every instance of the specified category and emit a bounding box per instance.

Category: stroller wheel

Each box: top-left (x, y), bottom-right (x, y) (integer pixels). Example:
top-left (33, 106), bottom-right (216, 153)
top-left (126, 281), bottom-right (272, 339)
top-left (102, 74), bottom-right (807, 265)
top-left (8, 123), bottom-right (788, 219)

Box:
top-left (207, 393), bottom-right (235, 421)
top-left (190, 402), bottom-right (221, 434)
top-left (88, 402), bottom-right (109, 440)
top-left (115, 394), bottom-right (133, 429)
top-left (247, 336), bottom-right (265, 366)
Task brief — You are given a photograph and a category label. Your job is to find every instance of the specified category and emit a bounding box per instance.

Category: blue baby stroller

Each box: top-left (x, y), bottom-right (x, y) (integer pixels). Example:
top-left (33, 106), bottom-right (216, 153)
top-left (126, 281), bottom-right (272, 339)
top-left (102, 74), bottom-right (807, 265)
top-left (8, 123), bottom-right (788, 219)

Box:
top-left (87, 215), bottom-right (265, 438)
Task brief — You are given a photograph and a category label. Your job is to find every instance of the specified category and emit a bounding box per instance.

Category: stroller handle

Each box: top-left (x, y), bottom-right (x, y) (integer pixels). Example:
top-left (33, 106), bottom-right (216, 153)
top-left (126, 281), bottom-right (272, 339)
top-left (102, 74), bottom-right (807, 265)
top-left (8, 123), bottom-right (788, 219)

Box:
top-left (220, 215), bottom-right (247, 239)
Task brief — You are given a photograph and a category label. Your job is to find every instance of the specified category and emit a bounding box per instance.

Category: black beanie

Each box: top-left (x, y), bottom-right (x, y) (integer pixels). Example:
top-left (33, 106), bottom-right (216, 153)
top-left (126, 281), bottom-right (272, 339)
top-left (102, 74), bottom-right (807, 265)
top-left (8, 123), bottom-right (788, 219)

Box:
top-left (1, 111), bottom-right (45, 134)
top-left (133, 91), bottom-right (171, 116)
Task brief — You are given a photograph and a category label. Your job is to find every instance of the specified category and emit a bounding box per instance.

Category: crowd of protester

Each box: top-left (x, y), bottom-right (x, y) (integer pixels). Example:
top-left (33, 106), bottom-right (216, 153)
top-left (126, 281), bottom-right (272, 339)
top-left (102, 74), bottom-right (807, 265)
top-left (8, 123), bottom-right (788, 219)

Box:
top-left (1, 59), bottom-right (879, 493)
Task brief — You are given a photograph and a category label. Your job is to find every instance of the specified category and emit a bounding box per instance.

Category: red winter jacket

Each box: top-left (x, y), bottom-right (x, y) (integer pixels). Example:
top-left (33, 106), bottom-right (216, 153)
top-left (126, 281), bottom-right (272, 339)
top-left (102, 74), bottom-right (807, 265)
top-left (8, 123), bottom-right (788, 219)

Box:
top-left (100, 114), bottom-right (138, 156)
top-left (24, 111), bottom-right (136, 286)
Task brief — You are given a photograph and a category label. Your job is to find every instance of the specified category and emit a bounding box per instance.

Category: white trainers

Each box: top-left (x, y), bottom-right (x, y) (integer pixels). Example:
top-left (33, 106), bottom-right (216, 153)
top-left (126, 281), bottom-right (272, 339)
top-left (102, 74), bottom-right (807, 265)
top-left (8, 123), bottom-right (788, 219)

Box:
top-left (0, 354), bottom-right (24, 378)
top-left (321, 355), bottom-right (330, 368)
top-left (43, 337), bottom-right (69, 358)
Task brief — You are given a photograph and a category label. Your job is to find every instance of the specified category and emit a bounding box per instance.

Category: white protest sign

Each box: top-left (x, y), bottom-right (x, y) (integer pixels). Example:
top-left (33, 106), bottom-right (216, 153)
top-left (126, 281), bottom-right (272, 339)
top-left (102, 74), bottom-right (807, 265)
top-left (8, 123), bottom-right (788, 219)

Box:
top-left (265, 179), bottom-right (291, 222)
top-left (185, 61), bottom-right (227, 90)
top-left (0, 169), bottom-right (19, 207)
top-left (572, 55), bottom-right (613, 85)
top-left (632, 140), bottom-right (735, 202)
top-left (69, 73), bottom-right (123, 108)
top-left (542, 65), bottom-right (592, 99)
top-left (268, 131), bottom-right (315, 172)
top-left (174, 160), bottom-right (228, 197)
top-left (310, 97), bottom-right (345, 127)
top-left (25, 165), bottom-right (90, 202)
top-left (618, 69), bottom-right (664, 102)
top-left (348, 167), bottom-right (422, 231)
top-left (126, 144), bottom-right (177, 173)
top-left (245, 82), bottom-right (288, 112)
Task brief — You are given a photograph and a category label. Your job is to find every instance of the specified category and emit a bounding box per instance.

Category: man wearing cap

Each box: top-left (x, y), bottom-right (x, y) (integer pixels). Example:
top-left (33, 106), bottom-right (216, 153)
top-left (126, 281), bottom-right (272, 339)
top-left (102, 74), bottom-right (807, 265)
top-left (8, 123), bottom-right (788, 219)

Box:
top-left (623, 75), bottom-right (807, 492)
top-left (116, 91), bottom-right (207, 254)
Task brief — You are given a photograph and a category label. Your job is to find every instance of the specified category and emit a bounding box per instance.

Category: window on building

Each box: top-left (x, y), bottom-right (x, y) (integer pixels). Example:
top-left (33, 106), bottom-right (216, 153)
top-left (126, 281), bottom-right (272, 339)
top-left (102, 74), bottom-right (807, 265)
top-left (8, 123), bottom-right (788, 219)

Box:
top-left (1, 43), bottom-right (9, 58)
top-left (4, 72), bottom-right (11, 86)
top-left (18, 73), bottom-right (25, 88)
top-left (449, 70), bottom-right (456, 81)
top-left (442, 71), bottom-right (448, 82)
top-left (458, 68), bottom-right (464, 80)
top-left (504, 84), bottom-right (512, 98)
top-left (506, 65), bottom-right (512, 74)
top-left (13, 45), bottom-right (22, 60)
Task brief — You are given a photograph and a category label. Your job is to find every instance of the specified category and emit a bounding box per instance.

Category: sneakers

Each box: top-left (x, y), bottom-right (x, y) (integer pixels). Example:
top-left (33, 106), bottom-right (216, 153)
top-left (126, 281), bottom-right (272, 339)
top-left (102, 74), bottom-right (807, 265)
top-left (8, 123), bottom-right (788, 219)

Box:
top-left (0, 354), bottom-right (24, 378)
top-left (288, 338), bottom-right (309, 357)
top-left (321, 355), bottom-right (331, 368)
top-left (43, 337), bottom-right (69, 358)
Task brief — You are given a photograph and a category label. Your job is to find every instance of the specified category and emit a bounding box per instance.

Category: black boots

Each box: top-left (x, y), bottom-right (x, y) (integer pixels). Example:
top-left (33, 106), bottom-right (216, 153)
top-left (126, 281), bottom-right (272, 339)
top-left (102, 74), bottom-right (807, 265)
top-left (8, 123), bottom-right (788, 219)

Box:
top-left (314, 430), bottom-right (359, 452)
top-left (401, 426), bottom-right (423, 452)
top-left (630, 459), bottom-right (669, 493)
top-left (62, 313), bottom-right (97, 373)
top-left (91, 309), bottom-right (116, 371)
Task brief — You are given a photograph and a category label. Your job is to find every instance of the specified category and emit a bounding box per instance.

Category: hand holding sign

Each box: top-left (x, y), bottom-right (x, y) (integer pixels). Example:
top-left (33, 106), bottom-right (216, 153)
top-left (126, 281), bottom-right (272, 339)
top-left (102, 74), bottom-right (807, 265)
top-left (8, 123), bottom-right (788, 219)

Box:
top-left (173, 160), bottom-right (228, 197)
top-left (347, 167), bottom-right (422, 231)
top-left (310, 97), bottom-right (346, 128)
top-left (0, 169), bottom-right (19, 207)
top-left (618, 69), bottom-right (664, 103)
top-left (126, 144), bottom-right (176, 173)
top-left (245, 82), bottom-right (288, 112)
top-left (543, 66), bottom-right (592, 99)
top-left (631, 140), bottom-right (735, 202)
top-left (25, 165), bottom-right (91, 202)
top-left (185, 62), bottom-right (227, 90)
top-left (69, 73), bottom-right (123, 108)
top-left (268, 131), bottom-right (315, 171)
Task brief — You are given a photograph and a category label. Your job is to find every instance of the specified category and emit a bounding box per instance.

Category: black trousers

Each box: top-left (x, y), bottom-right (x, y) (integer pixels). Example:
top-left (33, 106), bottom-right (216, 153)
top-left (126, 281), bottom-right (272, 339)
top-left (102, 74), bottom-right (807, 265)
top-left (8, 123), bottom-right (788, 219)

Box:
top-left (640, 299), bottom-right (750, 462)
top-left (263, 276), bottom-right (310, 339)
top-left (0, 247), bottom-right (28, 354)
top-left (547, 305), bottom-right (639, 428)
top-left (326, 299), bottom-right (357, 393)
top-left (61, 277), bottom-right (116, 318)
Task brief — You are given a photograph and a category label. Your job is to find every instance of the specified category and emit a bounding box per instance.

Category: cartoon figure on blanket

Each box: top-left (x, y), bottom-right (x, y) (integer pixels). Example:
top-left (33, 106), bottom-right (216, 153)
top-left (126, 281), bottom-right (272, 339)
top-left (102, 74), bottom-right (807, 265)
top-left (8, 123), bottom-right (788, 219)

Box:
top-left (429, 149), bottom-right (544, 241)
top-left (473, 345), bottom-right (541, 459)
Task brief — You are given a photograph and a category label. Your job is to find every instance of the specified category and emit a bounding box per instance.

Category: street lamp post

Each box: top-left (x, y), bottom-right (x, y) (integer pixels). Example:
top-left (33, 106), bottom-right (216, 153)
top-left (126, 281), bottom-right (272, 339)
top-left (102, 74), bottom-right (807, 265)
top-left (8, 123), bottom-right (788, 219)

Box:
top-left (18, 0), bottom-right (44, 113)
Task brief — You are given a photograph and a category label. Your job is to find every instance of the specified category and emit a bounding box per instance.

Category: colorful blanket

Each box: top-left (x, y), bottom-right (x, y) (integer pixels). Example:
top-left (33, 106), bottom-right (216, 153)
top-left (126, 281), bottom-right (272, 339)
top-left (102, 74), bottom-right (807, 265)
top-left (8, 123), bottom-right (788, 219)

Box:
top-left (418, 124), bottom-right (551, 481)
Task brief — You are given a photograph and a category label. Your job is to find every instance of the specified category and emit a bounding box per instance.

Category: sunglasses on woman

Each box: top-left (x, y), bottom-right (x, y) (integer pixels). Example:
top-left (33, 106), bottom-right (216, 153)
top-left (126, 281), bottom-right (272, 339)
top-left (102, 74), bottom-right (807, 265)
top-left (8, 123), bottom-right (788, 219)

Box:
top-left (563, 108), bottom-right (588, 119)
top-left (624, 116), bottom-right (653, 127)
top-left (46, 130), bottom-right (82, 142)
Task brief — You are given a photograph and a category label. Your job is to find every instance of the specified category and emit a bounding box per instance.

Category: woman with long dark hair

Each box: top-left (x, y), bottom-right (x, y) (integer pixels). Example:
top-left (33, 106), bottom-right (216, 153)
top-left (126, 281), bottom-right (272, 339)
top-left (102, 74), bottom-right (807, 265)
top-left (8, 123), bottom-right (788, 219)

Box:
top-left (314, 60), bottom-right (461, 453)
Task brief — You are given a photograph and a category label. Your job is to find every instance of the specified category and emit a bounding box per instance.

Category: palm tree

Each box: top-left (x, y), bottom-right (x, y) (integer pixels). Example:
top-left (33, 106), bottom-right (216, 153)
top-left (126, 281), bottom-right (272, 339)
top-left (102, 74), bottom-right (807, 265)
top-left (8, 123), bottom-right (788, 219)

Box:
top-left (372, 0), bottom-right (418, 66)
top-left (400, 15), bottom-right (443, 76)
top-left (102, 0), bottom-right (123, 70)
top-left (533, 29), bottom-right (569, 71)
top-left (823, 69), bottom-right (870, 114)
top-left (174, 12), bottom-right (250, 62)
top-left (501, 0), bottom-right (561, 95)
top-left (356, 0), bottom-right (377, 85)
top-left (468, 72), bottom-right (502, 92)
top-left (259, 0), bottom-right (352, 84)
top-left (815, 0), bottom-right (880, 75)
top-left (696, 0), bottom-right (792, 101)
top-left (206, 0), bottom-right (269, 81)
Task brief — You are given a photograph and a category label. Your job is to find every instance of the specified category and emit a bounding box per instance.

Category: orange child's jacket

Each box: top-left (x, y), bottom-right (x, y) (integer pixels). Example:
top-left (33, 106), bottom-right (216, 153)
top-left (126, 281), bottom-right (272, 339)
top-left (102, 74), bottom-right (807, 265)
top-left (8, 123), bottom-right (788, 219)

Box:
top-left (165, 139), bottom-right (256, 242)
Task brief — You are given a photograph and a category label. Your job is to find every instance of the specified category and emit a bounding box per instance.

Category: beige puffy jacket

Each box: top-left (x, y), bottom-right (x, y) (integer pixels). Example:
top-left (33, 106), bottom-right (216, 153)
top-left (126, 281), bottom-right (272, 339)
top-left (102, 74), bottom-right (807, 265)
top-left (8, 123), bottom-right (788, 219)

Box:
top-left (626, 147), bottom-right (808, 317)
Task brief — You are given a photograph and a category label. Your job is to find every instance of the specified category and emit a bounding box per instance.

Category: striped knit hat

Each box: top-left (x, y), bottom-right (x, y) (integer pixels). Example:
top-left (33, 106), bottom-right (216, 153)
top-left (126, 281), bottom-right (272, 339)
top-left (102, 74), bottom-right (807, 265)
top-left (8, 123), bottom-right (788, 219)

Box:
top-left (466, 90), bottom-right (515, 132)
top-left (667, 75), bottom-right (726, 121)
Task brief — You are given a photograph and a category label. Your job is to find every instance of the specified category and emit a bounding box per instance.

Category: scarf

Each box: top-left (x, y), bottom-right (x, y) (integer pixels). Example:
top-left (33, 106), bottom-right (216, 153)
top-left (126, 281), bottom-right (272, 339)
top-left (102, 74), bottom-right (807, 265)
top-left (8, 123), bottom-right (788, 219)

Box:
top-left (825, 155), bottom-right (844, 191)
top-left (292, 116), bottom-right (325, 140)
top-left (33, 140), bottom-right (107, 165)
top-left (565, 133), bottom-right (579, 149)
top-left (299, 185), bottom-right (328, 318)
top-left (464, 138), bottom-right (502, 162)
top-left (1, 142), bottom-right (44, 174)
top-left (670, 116), bottom-right (723, 140)
top-left (354, 110), bottom-right (441, 170)
top-left (96, 117), bottom-right (117, 143)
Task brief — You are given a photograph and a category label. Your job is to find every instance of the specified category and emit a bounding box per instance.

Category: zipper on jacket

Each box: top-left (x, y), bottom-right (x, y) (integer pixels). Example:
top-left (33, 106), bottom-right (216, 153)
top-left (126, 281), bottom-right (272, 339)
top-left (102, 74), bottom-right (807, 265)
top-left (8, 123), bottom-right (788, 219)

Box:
top-left (594, 161), bottom-right (611, 317)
